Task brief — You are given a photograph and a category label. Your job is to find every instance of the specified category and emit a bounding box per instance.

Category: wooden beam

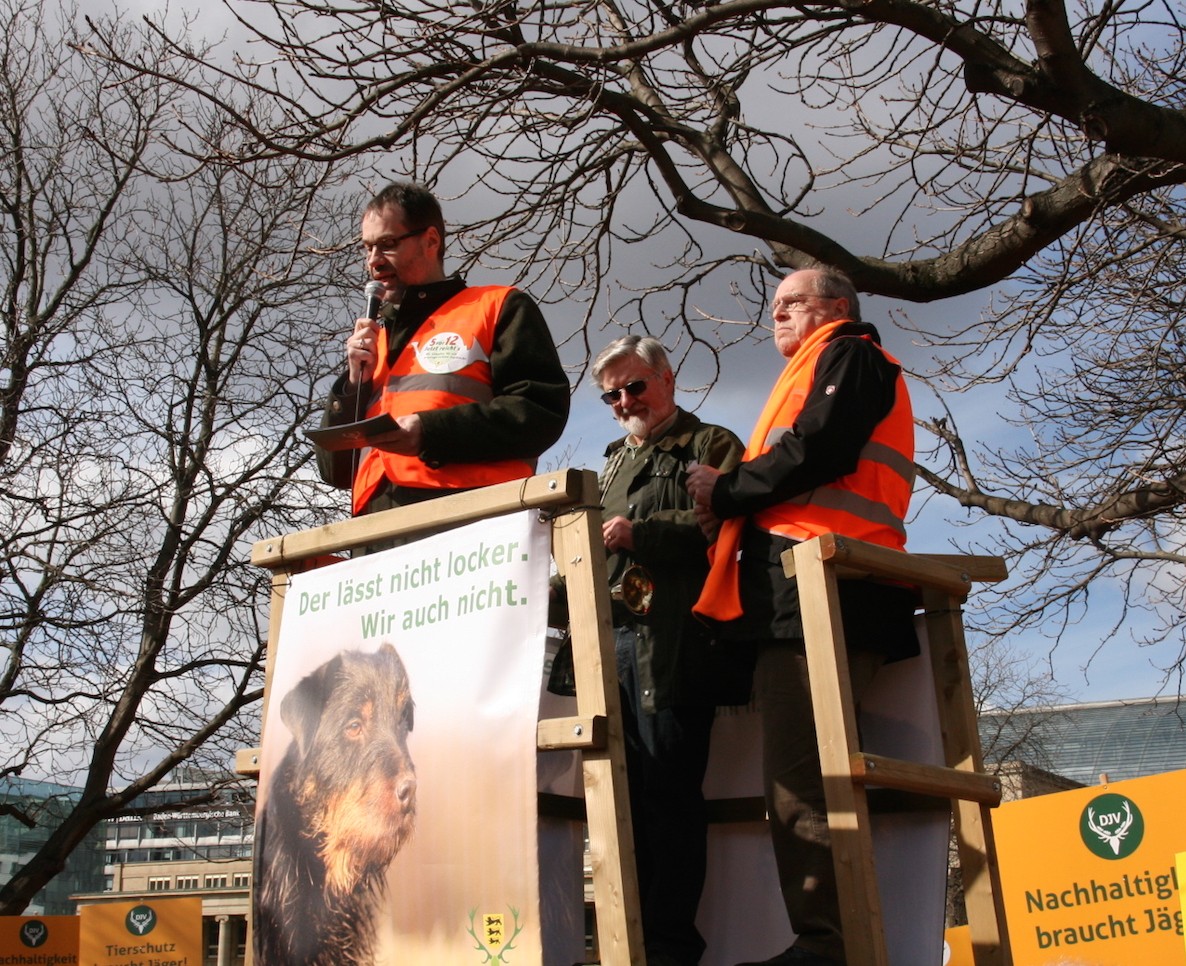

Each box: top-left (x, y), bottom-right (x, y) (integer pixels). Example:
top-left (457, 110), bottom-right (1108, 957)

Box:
top-left (235, 747), bottom-right (261, 779)
top-left (251, 469), bottom-right (589, 568)
top-left (849, 754), bottom-right (1002, 806)
top-left (537, 715), bottom-right (608, 751)
top-left (781, 534), bottom-right (1007, 599)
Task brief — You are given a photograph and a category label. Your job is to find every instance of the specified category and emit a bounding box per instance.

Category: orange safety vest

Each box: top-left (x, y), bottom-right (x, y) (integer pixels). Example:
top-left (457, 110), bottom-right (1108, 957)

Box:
top-left (352, 285), bottom-right (536, 513)
top-left (694, 320), bottom-right (914, 622)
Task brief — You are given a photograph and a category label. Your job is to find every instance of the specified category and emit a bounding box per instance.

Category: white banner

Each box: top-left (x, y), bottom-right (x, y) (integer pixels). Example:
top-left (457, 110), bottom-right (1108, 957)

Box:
top-left (253, 511), bottom-right (561, 965)
top-left (698, 618), bottom-right (950, 965)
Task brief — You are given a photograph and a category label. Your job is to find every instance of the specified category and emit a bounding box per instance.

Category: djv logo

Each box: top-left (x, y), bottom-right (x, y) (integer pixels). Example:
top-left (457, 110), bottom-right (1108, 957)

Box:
top-left (126, 904), bottom-right (158, 935)
top-left (1079, 792), bottom-right (1145, 860)
top-left (19, 919), bottom-right (48, 947)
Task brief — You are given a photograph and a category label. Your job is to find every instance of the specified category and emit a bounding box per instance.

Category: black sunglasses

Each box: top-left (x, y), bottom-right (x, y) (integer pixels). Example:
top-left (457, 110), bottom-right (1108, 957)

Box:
top-left (600, 379), bottom-right (648, 405)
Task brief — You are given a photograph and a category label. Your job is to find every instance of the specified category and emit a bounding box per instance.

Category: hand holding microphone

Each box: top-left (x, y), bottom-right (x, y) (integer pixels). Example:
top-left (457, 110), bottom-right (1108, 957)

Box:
top-left (347, 280), bottom-right (387, 387)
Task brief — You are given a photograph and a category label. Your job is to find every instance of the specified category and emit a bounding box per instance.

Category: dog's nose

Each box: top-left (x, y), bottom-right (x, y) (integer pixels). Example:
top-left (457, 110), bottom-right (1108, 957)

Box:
top-left (397, 777), bottom-right (415, 805)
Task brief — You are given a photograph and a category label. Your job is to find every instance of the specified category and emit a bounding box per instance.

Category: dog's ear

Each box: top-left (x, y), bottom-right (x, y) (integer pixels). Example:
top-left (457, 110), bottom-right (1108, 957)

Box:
top-left (280, 655), bottom-right (341, 756)
top-left (377, 643), bottom-right (414, 732)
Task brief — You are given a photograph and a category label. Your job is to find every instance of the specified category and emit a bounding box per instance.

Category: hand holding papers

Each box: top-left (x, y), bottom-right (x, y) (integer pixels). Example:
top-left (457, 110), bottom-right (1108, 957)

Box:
top-left (304, 414), bottom-right (405, 452)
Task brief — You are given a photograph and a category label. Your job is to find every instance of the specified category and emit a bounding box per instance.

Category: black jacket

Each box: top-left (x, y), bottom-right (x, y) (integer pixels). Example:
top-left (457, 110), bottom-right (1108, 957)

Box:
top-left (317, 275), bottom-right (570, 500)
top-left (712, 321), bottom-right (919, 660)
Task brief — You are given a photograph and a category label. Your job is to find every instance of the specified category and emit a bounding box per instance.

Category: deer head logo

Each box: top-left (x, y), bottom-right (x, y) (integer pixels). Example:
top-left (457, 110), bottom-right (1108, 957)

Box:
top-left (1087, 800), bottom-right (1133, 854)
top-left (1079, 793), bottom-right (1145, 860)
top-left (125, 905), bottom-right (158, 936)
top-left (19, 920), bottom-right (48, 947)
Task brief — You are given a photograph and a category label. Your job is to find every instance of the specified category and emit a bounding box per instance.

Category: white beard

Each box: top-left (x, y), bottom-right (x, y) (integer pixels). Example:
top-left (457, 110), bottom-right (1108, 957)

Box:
top-left (618, 414), bottom-right (650, 439)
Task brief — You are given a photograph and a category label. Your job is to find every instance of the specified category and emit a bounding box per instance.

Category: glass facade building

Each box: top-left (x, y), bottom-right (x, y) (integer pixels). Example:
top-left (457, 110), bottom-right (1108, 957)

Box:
top-left (980, 695), bottom-right (1186, 785)
top-left (0, 777), bottom-right (106, 914)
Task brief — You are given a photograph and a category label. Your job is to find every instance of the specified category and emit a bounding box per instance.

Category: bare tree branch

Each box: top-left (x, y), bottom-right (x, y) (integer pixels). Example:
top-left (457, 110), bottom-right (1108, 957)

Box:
top-left (0, 0), bottom-right (363, 912)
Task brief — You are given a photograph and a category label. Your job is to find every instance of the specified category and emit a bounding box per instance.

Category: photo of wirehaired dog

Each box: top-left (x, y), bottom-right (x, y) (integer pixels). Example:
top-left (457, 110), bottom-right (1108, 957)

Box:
top-left (254, 643), bottom-right (416, 965)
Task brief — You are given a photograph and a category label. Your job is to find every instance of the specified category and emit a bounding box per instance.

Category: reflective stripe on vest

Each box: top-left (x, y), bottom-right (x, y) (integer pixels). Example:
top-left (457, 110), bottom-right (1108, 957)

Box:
top-left (760, 432), bottom-right (915, 543)
top-left (352, 286), bottom-right (535, 512)
top-left (380, 372), bottom-right (496, 401)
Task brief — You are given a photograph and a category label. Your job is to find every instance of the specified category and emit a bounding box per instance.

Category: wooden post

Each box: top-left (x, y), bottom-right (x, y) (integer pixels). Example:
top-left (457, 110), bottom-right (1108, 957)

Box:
top-left (783, 535), bottom-right (1013, 966)
top-left (792, 539), bottom-right (890, 966)
top-left (549, 476), bottom-right (645, 964)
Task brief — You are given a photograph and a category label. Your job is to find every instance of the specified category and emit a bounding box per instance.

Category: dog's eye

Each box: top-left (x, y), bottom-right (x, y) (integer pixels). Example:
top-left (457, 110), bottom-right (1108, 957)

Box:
top-left (344, 718), bottom-right (364, 739)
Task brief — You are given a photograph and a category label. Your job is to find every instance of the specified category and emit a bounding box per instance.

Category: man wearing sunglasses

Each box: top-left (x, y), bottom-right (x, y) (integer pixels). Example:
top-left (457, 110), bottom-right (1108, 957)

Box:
top-left (316, 181), bottom-right (569, 518)
top-left (590, 335), bottom-right (746, 966)
top-left (687, 268), bottom-right (917, 966)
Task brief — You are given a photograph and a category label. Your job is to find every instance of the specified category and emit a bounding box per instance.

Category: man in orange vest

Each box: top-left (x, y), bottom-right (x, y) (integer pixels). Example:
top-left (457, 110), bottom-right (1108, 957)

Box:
top-left (316, 181), bottom-right (569, 518)
top-left (687, 268), bottom-right (917, 966)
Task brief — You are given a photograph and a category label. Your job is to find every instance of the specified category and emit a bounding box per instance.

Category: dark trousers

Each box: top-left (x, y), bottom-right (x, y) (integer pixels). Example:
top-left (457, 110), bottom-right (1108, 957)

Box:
top-left (754, 640), bottom-right (885, 965)
top-left (615, 627), bottom-right (715, 964)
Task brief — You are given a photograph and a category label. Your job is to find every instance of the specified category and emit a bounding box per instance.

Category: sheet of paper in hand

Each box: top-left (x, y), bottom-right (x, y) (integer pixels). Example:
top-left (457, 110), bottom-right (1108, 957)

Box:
top-left (303, 413), bottom-right (404, 451)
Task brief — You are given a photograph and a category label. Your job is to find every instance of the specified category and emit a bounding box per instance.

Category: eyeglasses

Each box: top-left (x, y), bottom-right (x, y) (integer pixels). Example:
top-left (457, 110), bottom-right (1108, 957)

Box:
top-left (361, 227), bottom-right (428, 256)
top-left (600, 379), bottom-right (648, 405)
top-left (771, 294), bottom-right (838, 313)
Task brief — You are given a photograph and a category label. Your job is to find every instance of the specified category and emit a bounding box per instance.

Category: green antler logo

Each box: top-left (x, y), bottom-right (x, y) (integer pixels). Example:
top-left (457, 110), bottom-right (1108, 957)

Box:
top-left (1079, 792), bottom-right (1144, 860)
top-left (125, 904), bottom-right (158, 935)
top-left (467, 906), bottom-right (525, 964)
top-left (19, 920), bottom-right (48, 947)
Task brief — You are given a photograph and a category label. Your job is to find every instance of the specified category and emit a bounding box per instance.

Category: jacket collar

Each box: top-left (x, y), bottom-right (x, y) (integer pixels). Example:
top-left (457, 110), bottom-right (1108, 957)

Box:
top-left (382, 274), bottom-right (468, 329)
top-left (826, 319), bottom-right (882, 344)
top-left (603, 407), bottom-right (700, 457)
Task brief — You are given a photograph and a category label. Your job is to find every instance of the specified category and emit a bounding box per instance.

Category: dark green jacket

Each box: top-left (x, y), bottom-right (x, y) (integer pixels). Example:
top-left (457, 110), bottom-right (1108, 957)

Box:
top-left (601, 409), bottom-right (749, 711)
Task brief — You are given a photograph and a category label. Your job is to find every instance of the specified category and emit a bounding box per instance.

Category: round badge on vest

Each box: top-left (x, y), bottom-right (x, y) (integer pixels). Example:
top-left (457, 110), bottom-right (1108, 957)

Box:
top-left (411, 332), bottom-right (490, 373)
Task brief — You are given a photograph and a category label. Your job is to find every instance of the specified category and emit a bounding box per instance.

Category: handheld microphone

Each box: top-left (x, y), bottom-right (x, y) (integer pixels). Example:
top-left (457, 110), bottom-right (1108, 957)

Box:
top-left (363, 280), bottom-right (386, 319)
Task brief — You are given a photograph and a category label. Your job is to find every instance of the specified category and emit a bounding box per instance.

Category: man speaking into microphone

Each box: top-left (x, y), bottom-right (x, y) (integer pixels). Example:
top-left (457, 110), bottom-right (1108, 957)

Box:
top-left (315, 181), bottom-right (570, 520)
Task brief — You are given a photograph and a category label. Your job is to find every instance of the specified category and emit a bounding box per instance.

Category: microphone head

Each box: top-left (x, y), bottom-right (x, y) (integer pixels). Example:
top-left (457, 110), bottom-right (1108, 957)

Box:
top-left (365, 280), bottom-right (387, 300)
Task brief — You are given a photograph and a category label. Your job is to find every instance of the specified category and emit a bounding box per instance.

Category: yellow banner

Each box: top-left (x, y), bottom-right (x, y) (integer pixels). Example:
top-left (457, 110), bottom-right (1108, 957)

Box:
top-left (943, 924), bottom-right (973, 965)
top-left (78, 898), bottom-right (201, 966)
top-left (1178, 851), bottom-right (1186, 962)
top-left (995, 769), bottom-right (1186, 965)
top-left (0, 915), bottom-right (79, 963)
